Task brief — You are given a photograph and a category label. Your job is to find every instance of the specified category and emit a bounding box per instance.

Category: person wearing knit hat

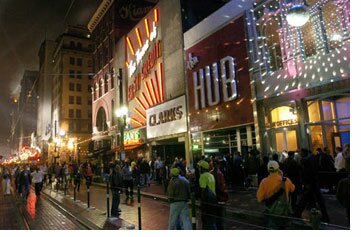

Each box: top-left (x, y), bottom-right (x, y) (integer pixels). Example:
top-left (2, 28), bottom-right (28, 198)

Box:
top-left (257, 160), bottom-right (295, 229)
top-left (166, 166), bottom-right (192, 230)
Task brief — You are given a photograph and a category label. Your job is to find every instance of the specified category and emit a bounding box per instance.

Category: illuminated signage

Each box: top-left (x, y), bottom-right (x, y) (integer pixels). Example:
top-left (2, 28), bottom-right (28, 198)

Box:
top-left (124, 129), bottom-right (144, 145)
top-left (146, 96), bottom-right (187, 139)
top-left (271, 119), bottom-right (298, 128)
top-left (192, 55), bottom-right (237, 110)
top-left (149, 105), bottom-right (183, 126)
top-left (126, 8), bottom-right (164, 128)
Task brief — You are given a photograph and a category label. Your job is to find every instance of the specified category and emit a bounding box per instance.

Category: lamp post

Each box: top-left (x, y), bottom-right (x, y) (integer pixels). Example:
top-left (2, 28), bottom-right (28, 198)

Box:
top-left (115, 106), bottom-right (128, 161)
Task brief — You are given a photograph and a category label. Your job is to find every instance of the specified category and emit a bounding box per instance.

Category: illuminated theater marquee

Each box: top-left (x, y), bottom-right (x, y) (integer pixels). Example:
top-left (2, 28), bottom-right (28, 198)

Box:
top-left (126, 8), bottom-right (164, 128)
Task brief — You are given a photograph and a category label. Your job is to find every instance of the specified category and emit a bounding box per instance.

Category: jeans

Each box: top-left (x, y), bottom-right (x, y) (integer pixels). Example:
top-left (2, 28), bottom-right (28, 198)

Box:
top-left (168, 201), bottom-right (192, 230)
top-left (123, 179), bottom-right (134, 200)
top-left (35, 182), bottom-right (43, 196)
top-left (111, 189), bottom-right (120, 217)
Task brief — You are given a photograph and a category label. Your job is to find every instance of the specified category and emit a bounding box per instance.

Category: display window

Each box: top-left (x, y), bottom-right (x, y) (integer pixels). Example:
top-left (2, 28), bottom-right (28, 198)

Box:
top-left (306, 96), bottom-right (350, 154)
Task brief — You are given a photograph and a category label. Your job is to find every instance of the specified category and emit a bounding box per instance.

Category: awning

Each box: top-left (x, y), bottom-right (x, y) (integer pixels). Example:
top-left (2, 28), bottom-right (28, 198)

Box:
top-left (113, 144), bottom-right (144, 151)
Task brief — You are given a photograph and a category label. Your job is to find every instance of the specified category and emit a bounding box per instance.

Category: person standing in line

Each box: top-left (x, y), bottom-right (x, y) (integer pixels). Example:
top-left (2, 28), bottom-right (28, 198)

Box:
top-left (155, 157), bottom-right (163, 184)
top-left (257, 160), bottom-right (295, 229)
top-left (211, 158), bottom-right (229, 230)
top-left (110, 164), bottom-right (122, 219)
top-left (31, 167), bottom-right (44, 196)
top-left (198, 160), bottom-right (217, 229)
top-left (121, 161), bottom-right (134, 203)
top-left (167, 167), bottom-right (192, 230)
top-left (334, 147), bottom-right (346, 173)
top-left (295, 148), bottom-right (330, 223)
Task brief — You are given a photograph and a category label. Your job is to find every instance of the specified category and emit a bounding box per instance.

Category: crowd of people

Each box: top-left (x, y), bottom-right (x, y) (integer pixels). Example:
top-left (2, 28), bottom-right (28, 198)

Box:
top-left (0, 143), bottom-right (350, 230)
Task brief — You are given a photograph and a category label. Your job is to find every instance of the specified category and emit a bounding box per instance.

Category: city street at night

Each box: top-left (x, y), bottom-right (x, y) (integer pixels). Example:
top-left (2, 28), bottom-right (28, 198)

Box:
top-left (0, 0), bottom-right (354, 233)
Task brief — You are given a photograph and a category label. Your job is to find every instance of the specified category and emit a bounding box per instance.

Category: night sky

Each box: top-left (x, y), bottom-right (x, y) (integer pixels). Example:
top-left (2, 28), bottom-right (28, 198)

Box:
top-left (0, 0), bottom-right (100, 155)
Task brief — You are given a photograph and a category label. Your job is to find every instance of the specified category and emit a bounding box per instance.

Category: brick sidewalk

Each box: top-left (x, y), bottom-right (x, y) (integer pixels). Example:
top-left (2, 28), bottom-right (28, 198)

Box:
top-left (0, 188), bottom-right (26, 230)
top-left (42, 183), bottom-right (136, 230)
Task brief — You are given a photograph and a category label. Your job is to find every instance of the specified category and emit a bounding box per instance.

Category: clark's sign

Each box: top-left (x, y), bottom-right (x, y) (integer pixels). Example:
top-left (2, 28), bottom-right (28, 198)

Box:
top-left (146, 95), bottom-right (187, 139)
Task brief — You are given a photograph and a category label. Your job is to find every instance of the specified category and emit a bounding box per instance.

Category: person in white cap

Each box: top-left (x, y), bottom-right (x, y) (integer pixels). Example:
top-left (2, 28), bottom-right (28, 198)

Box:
top-left (257, 160), bottom-right (295, 229)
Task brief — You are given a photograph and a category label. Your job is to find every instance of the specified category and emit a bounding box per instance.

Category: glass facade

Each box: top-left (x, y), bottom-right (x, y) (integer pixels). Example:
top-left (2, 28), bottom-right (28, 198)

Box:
top-left (307, 96), bottom-right (350, 154)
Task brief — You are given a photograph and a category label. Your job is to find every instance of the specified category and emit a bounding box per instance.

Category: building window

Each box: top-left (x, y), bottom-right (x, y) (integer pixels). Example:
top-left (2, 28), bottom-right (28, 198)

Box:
top-left (76, 109), bottom-right (81, 118)
top-left (77, 58), bottom-right (83, 66)
top-left (307, 96), bottom-right (350, 154)
top-left (77, 71), bottom-right (82, 79)
top-left (69, 96), bottom-right (74, 104)
top-left (76, 83), bottom-right (82, 92)
top-left (69, 83), bottom-right (75, 91)
top-left (88, 85), bottom-right (92, 92)
top-left (69, 109), bottom-right (74, 118)
top-left (76, 96), bottom-right (82, 105)
top-left (110, 68), bottom-right (115, 89)
top-left (70, 57), bottom-right (75, 65)
top-left (69, 122), bottom-right (74, 132)
top-left (87, 60), bottom-right (92, 67)
top-left (70, 41), bottom-right (75, 48)
top-left (88, 74), bottom-right (92, 80)
top-left (322, 2), bottom-right (345, 50)
top-left (77, 42), bottom-right (82, 49)
top-left (258, 15), bottom-right (283, 71)
top-left (88, 110), bottom-right (92, 118)
top-left (88, 44), bottom-right (93, 51)
top-left (69, 70), bottom-right (75, 78)
top-left (301, 18), bottom-right (317, 57)
top-left (99, 80), bottom-right (103, 97)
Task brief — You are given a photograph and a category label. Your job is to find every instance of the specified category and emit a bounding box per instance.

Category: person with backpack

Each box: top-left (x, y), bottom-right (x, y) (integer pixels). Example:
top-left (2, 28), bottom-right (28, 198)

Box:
top-left (211, 158), bottom-right (229, 230)
top-left (257, 160), bottom-right (295, 229)
top-left (110, 164), bottom-right (122, 219)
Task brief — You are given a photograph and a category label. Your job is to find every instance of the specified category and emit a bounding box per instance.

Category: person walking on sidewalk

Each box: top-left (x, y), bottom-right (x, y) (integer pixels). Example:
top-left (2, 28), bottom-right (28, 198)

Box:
top-left (257, 160), bottom-right (295, 229)
top-left (2, 168), bottom-right (11, 195)
top-left (19, 165), bottom-right (32, 201)
top-left (167, 167), bottom-right (192, 230)
top-left (31, 167), bottom-right (44, 196)
top-left (198, 160), bottom-right (217, 229)
top-left (121, 161), bottom-right (134, 203)
top-left (110, 164), bottom-right (122, 219)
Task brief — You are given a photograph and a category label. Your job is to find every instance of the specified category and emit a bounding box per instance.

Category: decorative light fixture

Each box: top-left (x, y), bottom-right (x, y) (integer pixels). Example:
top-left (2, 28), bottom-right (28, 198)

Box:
top-left (286, 4), bottom-right (310, 27)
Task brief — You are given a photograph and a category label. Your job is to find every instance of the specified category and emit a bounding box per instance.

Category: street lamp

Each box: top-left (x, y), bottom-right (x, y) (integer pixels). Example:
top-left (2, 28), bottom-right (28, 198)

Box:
top-left (115, 106), bottom-right (128, 161)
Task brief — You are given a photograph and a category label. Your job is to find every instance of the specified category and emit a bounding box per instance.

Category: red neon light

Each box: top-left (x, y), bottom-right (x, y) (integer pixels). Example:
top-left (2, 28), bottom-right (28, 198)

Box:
top-left (135, 28), bottom-right (143, 48)
top-left (145, 19), bottom-right (150, 38)
top-left (134, 108), bottom-right (146, 121)
top-left (141, 92), bottom-right (151, 108)
top-left (144, 81), bottom-right (155, 105)
top-left (131, 117), bottom-right (143, 126)
top-left (126, 37), bottom-right (135, 56)
top-left (158, 63), bottom-right (164, 101)
top-left (154, 9), bottom-right (159, 23)
top-left (135, 97), bottom-right (147, 111)
top-left (149, 78), bottom-right (159, 103)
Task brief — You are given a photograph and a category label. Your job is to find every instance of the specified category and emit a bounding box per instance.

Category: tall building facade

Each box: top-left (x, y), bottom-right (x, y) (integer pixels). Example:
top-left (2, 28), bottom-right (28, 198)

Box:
top-left (88, 0), bottom-right (157, 162)
top-left (50, 25), bottom-right (94, 164)
top-left (37, 40), bottom-right (57, 160)
top-left (18, 70), bottom-right (39, 149)
top-left (246, 0), bottom-right (350, 155)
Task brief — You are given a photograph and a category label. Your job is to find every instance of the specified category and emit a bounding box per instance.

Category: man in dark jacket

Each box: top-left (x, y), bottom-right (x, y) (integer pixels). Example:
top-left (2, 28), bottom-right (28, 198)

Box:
top-left (295, 149), bottom-right (330, 223)
top-left (110, 164), bottom-right (122, 218)
top-left (167, 167), bottom-right (192, 230)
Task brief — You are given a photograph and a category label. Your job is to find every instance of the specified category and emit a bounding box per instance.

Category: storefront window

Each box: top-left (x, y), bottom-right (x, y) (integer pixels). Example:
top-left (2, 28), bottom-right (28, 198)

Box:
top-left (286, 130), bottom-right (298, 152)
top-left (322, 100), bottom-right (335, 121)
top-left (307, 101), bottom-right (320, 122)
top-left (301, 17), bottom-right (317, 57)
top-left (271, 106), bottom-right (297, 123)
top-left (310, 125), bottom-right (324, 151)
top-left (275, 132), bottom-right (285, 152)
top-left (335, 97), bottom-right (350, 118)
